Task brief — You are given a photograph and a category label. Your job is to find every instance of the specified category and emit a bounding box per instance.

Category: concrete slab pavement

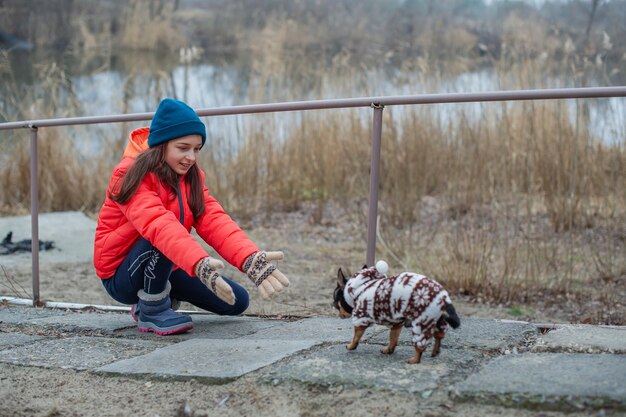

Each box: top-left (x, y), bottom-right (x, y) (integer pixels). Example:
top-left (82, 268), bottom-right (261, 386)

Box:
top-left (240, 316), bottom-right (359, 343)
top-left (0, 304), bottom-right (625, 412)
top-left (368, 317), bottom-right (538, 351)
top-left (453, 353), bottom-right (626, 411)
top-left (0, 211), bottom-right (96, 266)
top-left (262, 343), bottom-right (484, 394)
top-left (97, 338), bottom-right (320, 383)
top-left (0, 306), bottom-right (136, 333)
top-left (0, 332), bottom-right (45, 349)
top-left (534, 324), bottom-right (626, 353)
top-left (114, 314), bottom-right (282, 341)
top-left (0, 336), bottom-right (165, 370)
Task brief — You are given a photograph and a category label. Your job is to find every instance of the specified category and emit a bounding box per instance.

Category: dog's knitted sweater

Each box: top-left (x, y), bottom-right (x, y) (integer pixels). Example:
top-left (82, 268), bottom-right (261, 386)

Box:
top-left (344, 266), bottom-right (453, 349)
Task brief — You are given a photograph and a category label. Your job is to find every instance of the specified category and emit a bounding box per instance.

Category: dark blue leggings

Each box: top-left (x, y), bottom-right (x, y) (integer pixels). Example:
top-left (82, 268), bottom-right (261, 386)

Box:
top-left (102, 238), bottom-right (249, 315)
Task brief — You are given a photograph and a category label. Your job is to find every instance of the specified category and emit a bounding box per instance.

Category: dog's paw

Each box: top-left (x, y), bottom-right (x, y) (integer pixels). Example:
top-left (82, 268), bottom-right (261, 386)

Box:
top-left (407, 356), bottom-right (421, 364)
top-left (346, 343), bottom-right (358, 351)
top-left (380, 346), bottom-right (395, 354)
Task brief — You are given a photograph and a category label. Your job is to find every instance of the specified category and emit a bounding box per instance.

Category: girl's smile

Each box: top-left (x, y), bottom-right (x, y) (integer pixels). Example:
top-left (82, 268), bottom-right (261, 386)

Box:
top-left (165, 135), bottom-right (203, 175)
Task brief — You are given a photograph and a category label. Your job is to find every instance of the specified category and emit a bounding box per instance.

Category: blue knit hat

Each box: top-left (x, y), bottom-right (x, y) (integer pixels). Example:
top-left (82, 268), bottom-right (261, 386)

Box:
top-left (148, 98), bottom-right (206, 148)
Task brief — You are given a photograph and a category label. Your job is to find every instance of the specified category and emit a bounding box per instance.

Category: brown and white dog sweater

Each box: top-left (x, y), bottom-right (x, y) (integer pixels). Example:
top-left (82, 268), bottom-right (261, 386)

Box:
top-left (344, 265), bottom-right (454, 349)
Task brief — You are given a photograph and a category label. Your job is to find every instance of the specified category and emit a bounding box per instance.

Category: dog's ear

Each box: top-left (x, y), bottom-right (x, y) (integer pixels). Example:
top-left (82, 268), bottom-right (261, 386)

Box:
top-left (337, 268), bottom-right (348, 288)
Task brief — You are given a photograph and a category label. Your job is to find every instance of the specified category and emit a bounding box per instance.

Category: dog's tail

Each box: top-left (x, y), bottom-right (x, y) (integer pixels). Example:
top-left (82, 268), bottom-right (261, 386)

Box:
top-left (444, 304), bottom-right (461, 329)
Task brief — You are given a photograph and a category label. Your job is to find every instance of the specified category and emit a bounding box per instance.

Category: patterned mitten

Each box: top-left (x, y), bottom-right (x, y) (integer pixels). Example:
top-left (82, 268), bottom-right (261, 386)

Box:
top-left (243, 251), bottom-right (290, 299)
top-left (195, 257), bottom-right (236, 305)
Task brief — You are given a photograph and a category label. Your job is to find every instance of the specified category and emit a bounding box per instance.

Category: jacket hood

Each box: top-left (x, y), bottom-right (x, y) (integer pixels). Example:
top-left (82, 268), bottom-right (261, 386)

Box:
top-left (123, 127), bottom-right (150, 158)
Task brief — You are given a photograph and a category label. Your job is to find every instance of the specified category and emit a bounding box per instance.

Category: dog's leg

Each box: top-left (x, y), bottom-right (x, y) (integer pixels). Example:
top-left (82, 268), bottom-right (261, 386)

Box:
top-left (408, 321), bottom-right (427, 364)
top-left (407, 347), bottom-right (425, 364)
top-left (381, 323), bottom-right (403, 354)
top-left (346, 326), bottom-right (368, 350)
top-left (431, 331), bottom-right (445, 357)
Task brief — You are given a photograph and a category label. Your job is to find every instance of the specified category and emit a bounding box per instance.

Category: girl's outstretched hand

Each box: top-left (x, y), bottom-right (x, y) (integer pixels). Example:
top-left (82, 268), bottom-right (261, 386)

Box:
top-left (195, 257), bottom-right (236, 305)
top-left (243, 251), bottom-right (290, 299)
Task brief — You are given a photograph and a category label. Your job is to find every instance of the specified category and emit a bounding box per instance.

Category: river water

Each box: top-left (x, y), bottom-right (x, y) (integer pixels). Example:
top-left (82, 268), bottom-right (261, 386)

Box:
top-left (1, 48), bottom-right (624, 157)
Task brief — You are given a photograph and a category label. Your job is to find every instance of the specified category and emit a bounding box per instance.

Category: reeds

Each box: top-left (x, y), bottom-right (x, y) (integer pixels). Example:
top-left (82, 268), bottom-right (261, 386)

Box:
top-left (0, 55), bottom-right (116, 215)
top-left (1, 60), bottom-right (623, 315)
top-left (1, 3), bottom-right (624, 320)
top-left (197, 94), bottom-right (624, 314)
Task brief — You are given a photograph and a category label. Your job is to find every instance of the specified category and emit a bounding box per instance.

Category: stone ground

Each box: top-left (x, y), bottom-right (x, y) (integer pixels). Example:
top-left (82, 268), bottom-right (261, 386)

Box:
top-left (0, 305), bottom-right (625, 417)
top-left (0, 211), bottom-right (625, 416)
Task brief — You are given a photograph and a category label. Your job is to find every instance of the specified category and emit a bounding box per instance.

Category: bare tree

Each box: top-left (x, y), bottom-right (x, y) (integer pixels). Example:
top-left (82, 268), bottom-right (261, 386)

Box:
top-left (585, 0), bottom-right (600, 38)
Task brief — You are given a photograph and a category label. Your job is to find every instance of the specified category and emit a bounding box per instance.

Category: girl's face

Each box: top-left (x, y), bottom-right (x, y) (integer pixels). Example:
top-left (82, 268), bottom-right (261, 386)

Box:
top-left (164, 135), bottom-right (203, 175)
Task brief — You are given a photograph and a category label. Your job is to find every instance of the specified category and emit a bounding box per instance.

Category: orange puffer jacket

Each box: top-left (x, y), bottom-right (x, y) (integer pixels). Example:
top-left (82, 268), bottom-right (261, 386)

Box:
top-left (93, 127), bottom-right (258, 279)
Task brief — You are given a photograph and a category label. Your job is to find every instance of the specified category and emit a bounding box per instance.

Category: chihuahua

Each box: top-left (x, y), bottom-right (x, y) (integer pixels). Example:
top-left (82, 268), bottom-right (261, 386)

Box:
top-left (333, 261), bottom-right (460, 364)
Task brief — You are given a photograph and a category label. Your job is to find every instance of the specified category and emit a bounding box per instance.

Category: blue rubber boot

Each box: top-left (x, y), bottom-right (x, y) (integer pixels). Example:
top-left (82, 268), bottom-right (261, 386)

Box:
top-left (136, 283), bottom-right (192, 335)
top-left (131, 298), bottom-right (180, 322)
top-left (131, 304), bottom-right (140, 322)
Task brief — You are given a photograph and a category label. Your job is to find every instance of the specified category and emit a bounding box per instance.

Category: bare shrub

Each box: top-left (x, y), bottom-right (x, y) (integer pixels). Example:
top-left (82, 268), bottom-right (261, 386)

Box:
top-left (118, 0), bottom-right (186, 50)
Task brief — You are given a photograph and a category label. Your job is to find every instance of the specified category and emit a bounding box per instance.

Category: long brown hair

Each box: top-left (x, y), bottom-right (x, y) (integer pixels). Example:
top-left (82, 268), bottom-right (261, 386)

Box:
top-left (109, 144), bottom-right (206, 220)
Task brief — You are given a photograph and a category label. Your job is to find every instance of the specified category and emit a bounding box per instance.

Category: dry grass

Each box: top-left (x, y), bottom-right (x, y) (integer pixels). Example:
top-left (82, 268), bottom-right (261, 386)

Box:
top-left (193, 92), bottom-right (625, 319)
top-left (0, 56), bottom-right (116, 215)
top-left (201, 100), bottom-right (625, 228)
top-left (1, 6), bottom-right (624, 322)
top-left (2, 73), bottom-right (624, 321)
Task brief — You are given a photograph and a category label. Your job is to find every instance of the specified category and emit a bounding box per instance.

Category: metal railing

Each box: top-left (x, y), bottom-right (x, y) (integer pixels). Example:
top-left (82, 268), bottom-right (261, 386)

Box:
top-left (1, 86), bottom-right (626, 306)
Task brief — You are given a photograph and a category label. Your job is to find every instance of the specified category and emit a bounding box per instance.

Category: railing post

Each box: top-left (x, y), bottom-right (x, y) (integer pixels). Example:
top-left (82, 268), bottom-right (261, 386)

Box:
top-left (29, 126), bottom-right (41, 307)
top-left (366, 103), bottom-right (384, 266)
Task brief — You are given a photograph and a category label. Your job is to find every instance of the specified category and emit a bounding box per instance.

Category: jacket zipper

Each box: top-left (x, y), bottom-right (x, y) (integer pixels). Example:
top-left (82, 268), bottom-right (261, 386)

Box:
top-left (177, 187), bottom-right (184, 225)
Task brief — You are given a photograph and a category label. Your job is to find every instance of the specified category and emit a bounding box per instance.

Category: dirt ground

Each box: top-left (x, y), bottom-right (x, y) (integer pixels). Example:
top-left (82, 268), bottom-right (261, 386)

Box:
top-left (0, 202), bottom-right (624, 416)
top-left (1, 360), bottom-right (615, 417)
top-left (2, 201), bottom-right (622, 324)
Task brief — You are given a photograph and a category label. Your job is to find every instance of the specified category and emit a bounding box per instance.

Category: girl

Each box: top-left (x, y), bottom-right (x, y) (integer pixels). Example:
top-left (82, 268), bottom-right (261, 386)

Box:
top-left (94, 98), bottom-right (289, 335)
